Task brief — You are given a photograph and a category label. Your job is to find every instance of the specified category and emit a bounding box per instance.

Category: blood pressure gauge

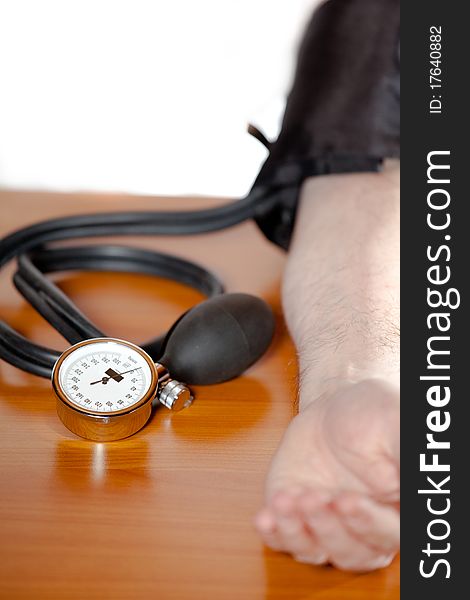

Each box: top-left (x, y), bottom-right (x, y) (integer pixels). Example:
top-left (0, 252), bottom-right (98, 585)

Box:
top-left (49, 294), bottom-right (275, 441)
top-left (52, 338), bottom-right (192, 442)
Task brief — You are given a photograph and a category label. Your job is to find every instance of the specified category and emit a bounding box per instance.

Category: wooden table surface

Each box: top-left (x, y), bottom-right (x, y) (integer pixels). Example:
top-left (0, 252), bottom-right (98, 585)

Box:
top-left (0, 191), bottom-right (399, 600)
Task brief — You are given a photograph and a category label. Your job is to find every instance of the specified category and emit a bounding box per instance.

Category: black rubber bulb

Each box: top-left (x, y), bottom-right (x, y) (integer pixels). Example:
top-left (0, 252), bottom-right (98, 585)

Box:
top-left (160, 293), bottom-right (275, 385)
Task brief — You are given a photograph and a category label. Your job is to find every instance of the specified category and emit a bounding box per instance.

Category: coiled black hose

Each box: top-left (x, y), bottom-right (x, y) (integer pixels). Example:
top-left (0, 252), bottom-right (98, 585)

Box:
top-left (0, 189), bottom-right (283, 377)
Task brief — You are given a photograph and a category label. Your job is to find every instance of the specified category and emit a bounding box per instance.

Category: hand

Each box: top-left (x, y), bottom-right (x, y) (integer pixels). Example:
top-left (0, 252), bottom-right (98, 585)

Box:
top-left (255, 378), bottom-right (400, 571)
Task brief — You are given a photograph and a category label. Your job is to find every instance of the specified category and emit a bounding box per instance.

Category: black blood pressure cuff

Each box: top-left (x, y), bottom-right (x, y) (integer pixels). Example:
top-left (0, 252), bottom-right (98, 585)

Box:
top-left (252, 0), bottom-right (400, 250)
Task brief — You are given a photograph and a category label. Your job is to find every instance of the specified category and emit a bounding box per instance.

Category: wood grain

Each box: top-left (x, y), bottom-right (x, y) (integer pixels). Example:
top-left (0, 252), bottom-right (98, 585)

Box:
top-left (0, 190), bottom-right (399, 600)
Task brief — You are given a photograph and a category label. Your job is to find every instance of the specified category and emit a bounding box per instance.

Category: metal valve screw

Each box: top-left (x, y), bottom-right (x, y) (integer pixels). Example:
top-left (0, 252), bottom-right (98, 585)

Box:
top-left (155, 362), bottom-right (193, 411)
top-left (158, 379), bottom-right (193, 412)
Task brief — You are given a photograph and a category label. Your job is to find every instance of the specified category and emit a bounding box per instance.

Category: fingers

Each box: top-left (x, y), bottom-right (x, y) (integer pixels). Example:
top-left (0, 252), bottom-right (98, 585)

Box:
top-left (255, 490), bottom-right (399, 572)
top-left (254, 508), bottom-right (284, 551)
top-left (301, 498), bottom-right (394, 571)
top-left (271, 491), bottom-right (328, 563)
top-left (255, 490), bottom-right (329, 564)
top-left (333, 492), bottom-right (400, 555)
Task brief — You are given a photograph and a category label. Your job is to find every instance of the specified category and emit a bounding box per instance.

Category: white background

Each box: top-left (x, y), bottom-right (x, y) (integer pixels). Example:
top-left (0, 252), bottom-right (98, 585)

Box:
top-left (0, 0), bottom-right (318, 197)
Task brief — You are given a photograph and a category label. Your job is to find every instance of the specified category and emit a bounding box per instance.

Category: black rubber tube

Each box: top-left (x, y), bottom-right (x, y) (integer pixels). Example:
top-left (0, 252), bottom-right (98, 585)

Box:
top-left (0, 190), bottom-right (280, 377)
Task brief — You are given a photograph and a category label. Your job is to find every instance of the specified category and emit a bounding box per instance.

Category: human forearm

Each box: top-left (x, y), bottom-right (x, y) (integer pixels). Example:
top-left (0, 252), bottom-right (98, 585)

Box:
top-left (282, 161), bottom-right (400, 408)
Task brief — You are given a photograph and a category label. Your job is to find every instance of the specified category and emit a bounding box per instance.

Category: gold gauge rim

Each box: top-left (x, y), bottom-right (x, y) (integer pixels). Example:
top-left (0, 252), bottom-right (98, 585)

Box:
top-left (52, 337), bottom-right (158, 418)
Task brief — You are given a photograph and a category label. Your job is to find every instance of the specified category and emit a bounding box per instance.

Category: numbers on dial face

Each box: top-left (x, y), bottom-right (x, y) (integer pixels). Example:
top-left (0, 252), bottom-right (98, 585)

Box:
top-left (57, 341), bottom-right (153, 413)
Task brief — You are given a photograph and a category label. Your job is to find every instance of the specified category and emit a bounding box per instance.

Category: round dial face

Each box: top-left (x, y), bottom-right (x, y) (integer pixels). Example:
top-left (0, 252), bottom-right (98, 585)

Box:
top-left (54, 339), bottom-right (156, 414)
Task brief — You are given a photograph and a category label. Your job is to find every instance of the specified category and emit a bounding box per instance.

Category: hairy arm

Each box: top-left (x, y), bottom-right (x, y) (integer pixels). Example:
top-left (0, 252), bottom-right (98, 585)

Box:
top-left (282, 160), bottom-right (400, 409)
top-left (256, 162), bottom-right (400, 571)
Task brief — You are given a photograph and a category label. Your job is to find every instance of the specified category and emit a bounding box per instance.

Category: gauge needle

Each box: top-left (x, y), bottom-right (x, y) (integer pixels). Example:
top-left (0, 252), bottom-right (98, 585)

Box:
top-left (89, 367), bottom-right (142, 385)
